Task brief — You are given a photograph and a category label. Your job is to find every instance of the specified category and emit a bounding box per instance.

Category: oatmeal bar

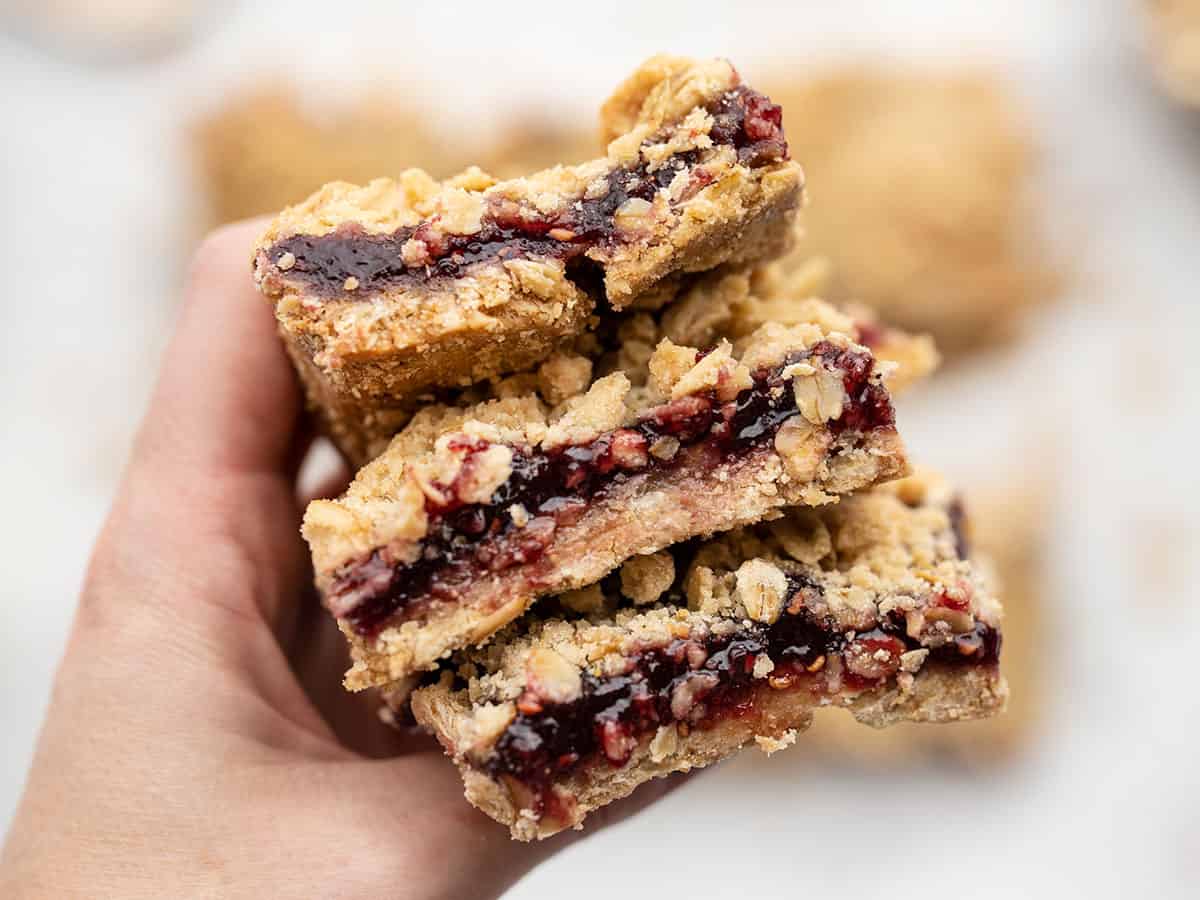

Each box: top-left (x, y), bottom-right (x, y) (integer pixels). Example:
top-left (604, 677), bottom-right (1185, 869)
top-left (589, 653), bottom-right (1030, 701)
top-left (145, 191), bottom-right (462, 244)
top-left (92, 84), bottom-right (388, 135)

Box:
top-left (767, 68), bottom-right (1060, 355)
top-left (1146, 1), bottom-right (1200, 106)
top-left (410, 470), bottom-right (1006, 840)
top-left (254, 56), bottom-right (804, 463)
top-left (304, 312), bottom-right (907, 689)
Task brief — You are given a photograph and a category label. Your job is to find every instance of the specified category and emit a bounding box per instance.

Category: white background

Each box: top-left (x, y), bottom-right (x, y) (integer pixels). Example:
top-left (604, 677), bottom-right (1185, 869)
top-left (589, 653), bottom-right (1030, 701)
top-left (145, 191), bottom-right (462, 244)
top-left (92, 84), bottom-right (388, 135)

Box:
top-left (2, 1), bottom-right (1198, 898)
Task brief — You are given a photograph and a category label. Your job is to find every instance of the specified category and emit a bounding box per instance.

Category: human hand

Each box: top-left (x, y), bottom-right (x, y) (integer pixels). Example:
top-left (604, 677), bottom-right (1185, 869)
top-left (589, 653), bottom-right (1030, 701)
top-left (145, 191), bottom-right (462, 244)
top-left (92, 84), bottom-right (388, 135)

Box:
top-left (0, 222), bottom-right (671, 899)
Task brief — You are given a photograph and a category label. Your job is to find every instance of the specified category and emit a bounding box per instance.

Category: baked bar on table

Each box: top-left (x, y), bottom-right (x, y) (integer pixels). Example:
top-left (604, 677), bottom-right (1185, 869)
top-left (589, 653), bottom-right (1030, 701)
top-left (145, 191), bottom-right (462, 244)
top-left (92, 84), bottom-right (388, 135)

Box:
top-left (304, 309), bottom-right (908, 690)
top-left (192, 84), bottom-right (456, 226)
top-left (1146, 1), bottom-right (1200, 106)
top-left (410, 469), bottom-right (1006, 840)
top-left (194, 84), bottom-right (599, 227)
top-left (253, 56), bottom-right (804, 464)
top-left (480, 117), bottom-right (597, 179)
top-left (766, 68), bottom-right (1060, 356)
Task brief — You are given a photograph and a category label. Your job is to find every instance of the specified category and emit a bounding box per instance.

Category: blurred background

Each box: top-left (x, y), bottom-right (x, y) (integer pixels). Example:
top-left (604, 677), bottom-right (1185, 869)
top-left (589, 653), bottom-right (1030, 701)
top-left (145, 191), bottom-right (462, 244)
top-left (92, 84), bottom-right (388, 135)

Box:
top-left (2, 1), bottom-right (1198, 897)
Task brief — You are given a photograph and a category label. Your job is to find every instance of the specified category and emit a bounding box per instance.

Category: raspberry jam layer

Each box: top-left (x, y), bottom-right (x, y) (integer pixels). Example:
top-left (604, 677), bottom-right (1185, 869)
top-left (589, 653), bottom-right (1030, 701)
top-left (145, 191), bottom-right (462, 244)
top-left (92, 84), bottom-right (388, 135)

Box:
top-left (267, 86), bottom-right (787, 298)
top-left (329, 342), bottom-right (893, 635)
top-left (485, 580), bottom-right (1001, 799)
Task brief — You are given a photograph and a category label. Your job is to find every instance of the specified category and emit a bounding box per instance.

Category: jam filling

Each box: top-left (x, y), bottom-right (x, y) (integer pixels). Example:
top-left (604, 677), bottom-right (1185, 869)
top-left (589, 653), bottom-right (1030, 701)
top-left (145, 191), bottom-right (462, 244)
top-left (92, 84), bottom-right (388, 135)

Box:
top-left (485, 578), bottom-right (1000, 798)
top-left (268, 86), bottom-right (788, 297)
top-left (330, 342), bottom-right (893, 635)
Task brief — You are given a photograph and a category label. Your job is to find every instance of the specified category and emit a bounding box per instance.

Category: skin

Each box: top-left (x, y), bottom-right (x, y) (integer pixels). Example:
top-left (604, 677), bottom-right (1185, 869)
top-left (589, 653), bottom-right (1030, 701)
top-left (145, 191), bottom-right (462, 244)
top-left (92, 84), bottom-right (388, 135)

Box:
top-left (0, 222), bottom-right (673, 899)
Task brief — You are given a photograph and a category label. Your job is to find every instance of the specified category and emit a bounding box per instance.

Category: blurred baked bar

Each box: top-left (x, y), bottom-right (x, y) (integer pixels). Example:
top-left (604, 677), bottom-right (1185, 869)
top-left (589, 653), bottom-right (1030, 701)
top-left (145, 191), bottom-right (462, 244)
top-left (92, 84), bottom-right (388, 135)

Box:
top-left (254, 56), bottom-right (804, 462)
top-left (410, 469), bottom-right (1006, 839)
top-left (192, 86), bottom-right (600, 227)
top-left (192, 85), bottom-right (457, 225)
top-left (767, 68), bottom-right (1060, 355)
top-left (1146, 1), bottom-right (1200, 105)
top-left (481, 118), bottom-right (598, 178)
top-left (304, 310), bottom-right (906, 688)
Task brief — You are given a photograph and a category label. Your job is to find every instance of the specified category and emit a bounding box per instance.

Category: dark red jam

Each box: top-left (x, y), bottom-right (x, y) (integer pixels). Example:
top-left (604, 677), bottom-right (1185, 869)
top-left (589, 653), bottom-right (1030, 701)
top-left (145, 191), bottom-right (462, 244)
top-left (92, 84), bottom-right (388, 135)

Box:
top-left (485, 577), bottom-right (1000, 796)
top-left (329, 343), bottom-right (894, 635)
top-left (268, 86), bottom-right (788, 298)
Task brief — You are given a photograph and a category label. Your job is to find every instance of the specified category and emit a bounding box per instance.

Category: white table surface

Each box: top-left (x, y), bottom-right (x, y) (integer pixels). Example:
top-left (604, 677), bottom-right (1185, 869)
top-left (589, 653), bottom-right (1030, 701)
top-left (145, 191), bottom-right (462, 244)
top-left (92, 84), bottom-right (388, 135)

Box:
top-left (2, 2), bottom-right (1197, 897)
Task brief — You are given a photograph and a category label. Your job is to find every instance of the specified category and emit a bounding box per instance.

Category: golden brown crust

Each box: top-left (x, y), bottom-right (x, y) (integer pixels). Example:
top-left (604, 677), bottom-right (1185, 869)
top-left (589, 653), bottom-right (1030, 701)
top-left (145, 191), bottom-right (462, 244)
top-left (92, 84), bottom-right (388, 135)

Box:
top-left (767, 67), bottom-right (1061, 355)
top-left (254, 57), bottom-right (803, 463)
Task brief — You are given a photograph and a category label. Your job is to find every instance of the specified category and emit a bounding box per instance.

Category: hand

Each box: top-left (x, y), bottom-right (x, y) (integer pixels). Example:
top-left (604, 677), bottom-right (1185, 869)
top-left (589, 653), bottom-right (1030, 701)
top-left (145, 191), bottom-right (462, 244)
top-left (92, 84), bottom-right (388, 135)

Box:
top-left (0, 222), bottom-right (670, 899)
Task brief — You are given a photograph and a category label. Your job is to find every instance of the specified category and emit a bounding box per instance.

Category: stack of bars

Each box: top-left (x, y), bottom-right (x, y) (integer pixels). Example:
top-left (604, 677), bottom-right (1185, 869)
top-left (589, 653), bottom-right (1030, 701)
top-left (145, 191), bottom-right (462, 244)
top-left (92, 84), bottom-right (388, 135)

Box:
top-left (252, 56), bottom-right (1008, 840)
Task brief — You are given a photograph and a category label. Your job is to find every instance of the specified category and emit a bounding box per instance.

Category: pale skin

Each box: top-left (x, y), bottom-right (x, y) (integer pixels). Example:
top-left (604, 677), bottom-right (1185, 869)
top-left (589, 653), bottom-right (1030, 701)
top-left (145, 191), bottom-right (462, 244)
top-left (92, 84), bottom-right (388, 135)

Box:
top-left (0, 222), bottom-right (673, 899)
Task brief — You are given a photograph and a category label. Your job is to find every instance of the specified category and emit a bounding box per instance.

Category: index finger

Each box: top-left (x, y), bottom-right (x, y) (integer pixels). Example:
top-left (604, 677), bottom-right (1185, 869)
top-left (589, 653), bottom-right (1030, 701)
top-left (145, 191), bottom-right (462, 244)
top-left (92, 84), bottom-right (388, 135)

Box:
top-left (134, 218), bottom-right (301, 477)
